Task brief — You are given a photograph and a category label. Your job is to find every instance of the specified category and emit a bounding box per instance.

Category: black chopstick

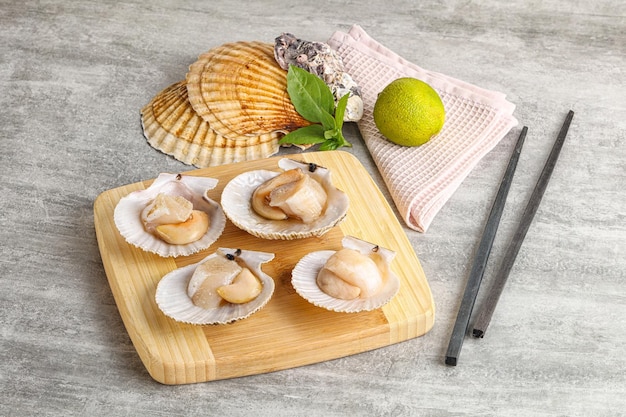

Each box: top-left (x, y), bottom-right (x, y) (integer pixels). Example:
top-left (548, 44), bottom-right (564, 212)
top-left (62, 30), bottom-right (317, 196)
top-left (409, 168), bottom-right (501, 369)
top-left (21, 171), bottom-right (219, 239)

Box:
top-left (472, 110), bottom-right (574, 338)
top-left (444, 127), bottom-right (527, 366)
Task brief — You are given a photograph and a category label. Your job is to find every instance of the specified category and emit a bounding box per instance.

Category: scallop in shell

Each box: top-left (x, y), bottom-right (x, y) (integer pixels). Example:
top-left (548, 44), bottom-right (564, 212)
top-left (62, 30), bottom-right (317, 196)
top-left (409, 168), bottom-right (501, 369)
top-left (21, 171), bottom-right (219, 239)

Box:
top-left (155, 248), bottom-right (275, 325)
top-left (221, 158), bottom-right (349, 240)
top-left (140, 80), bottom-right (282, 168)
top-left (291, 236), bottom-right (400, 313)
top-left (186, 41), bottom-right (311, 140)
top-left (114, 173), bottom-right (226, 257)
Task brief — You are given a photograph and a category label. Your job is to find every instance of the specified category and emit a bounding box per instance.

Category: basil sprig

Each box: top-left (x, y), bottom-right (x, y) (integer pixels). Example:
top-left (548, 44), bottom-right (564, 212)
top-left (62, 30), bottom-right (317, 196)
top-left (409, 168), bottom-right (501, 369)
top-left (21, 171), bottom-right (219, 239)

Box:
top-left (279, 65), bottom-right (352, 151)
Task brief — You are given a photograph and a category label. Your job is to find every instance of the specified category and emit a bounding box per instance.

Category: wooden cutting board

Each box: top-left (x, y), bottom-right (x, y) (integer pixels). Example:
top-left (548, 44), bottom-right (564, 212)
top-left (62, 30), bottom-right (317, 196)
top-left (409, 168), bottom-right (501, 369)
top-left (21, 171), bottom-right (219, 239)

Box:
top-left (94, 150), bottom-right (435, 384)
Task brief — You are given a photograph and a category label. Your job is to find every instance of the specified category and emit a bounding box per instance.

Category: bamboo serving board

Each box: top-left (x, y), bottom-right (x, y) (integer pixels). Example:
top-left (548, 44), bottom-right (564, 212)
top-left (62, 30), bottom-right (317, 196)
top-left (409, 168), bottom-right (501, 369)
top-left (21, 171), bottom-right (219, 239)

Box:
top-left (94, 151), bottom-right (435, 385)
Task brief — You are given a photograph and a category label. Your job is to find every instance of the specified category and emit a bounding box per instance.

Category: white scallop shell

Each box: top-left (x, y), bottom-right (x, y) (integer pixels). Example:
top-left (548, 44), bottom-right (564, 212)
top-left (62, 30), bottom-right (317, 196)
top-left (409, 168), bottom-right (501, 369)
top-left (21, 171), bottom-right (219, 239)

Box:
top-left (291, 236), bottom-right (400, 313)
top-left (113, 173), bottom-right (226, 257)
top-left (221, 158), bottom-right (349, 240)
top-left (155, 248), bottom-right (275, 325)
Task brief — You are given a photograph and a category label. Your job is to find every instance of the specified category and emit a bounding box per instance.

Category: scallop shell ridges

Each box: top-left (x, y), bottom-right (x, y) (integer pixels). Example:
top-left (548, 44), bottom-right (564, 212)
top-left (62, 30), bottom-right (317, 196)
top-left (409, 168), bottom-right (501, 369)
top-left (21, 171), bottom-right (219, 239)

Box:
top-left (140, 80), bottom-right (281, 168)
top-left (186, 41), bottom-right (311, 140)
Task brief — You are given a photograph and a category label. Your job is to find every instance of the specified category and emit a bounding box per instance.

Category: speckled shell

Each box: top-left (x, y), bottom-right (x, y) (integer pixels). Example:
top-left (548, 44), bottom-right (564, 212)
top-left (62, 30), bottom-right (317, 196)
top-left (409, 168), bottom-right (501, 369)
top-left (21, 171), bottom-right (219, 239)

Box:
top-left (273, 33), bottom-right (363, 122)
top-left (186, 41), bottom-right (310, 140)
top-left (220, 158), bottom-right (349, 240)
top-left (140, 80), bottom-right (281, 168)
top-left (113, 173), bottom-right (226, 257)
top-left (155, 248), bottom-right (275, 325)
top-left (291, 236), bottom-right (400, 313)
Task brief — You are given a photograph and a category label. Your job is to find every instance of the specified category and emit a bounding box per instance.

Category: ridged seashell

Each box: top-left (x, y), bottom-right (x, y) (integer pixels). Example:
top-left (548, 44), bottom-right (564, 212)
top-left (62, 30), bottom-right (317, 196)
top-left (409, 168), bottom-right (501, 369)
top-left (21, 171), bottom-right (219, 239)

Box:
top-left (186, 41), bottom-right (311, 140)
top-left (274, 33), bottom-right (363, 122)
top-left (114, 173), bottom-right (226, 257)
top-left (291, 236), bottom-right (400, 313)
top-left (155, 248), bottom-right (275, 325)
top-left (140, 80), bottom-right (281, 168)
top-left (221, 158), bottom-right (349, 240)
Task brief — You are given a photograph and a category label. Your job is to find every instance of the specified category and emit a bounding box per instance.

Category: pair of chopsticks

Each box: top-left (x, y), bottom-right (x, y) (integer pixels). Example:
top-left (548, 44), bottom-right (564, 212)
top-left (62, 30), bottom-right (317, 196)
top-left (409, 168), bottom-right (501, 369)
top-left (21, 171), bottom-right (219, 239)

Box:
top-left (445, 110), bottom-right (574, 366)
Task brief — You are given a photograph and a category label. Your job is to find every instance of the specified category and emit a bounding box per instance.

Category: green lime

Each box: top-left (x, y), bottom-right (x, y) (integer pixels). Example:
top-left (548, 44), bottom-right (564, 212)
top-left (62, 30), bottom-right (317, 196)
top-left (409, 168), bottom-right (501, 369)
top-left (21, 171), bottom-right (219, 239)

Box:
top-left (373, 77), bottom-right (445, 147)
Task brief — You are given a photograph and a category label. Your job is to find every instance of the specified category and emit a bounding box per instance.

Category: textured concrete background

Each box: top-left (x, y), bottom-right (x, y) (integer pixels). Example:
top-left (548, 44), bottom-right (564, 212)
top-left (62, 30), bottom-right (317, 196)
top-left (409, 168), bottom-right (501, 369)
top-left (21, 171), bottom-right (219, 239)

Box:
top-left (1, 1), bottom-right (625, 416)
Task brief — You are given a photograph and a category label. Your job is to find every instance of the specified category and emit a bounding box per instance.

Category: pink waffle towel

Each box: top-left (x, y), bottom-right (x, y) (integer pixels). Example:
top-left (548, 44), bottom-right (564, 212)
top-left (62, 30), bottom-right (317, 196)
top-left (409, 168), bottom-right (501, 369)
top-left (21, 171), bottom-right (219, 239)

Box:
top-left (327, 25), bottom-right (519, 232)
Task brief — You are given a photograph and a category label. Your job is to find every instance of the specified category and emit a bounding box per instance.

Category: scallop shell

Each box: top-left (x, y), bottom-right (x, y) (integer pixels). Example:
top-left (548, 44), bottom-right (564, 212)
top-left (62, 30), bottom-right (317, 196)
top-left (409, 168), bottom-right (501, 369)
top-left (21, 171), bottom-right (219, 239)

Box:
top-left (221, 158), bottom-right (349, 240)
top-left (155, 248), bottom-right (275, 325)
top-left (140, 80), bottom-right (281, 168)
top-left (186, 41), bottom-right (311, 140)
top-left (114, 173), bottom-right (226, 257)
top-left (291, 236), bottom-right (400, 313)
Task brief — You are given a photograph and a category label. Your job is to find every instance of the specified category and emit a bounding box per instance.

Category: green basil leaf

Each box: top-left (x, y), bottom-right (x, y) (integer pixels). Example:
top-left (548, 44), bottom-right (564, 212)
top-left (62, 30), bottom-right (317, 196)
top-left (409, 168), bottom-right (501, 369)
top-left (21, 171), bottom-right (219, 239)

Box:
top-left (319, 140), bottom-right (340, 151)
top-left (287, 66), bottom-right (335, 129)
top-left (319, 111), bottom-right (337, 131)
top-left (278, 124), bottom-right (327, 145)
top-left (334, 93), bottom-right (350, 130)
top-left (324, 128), bottom-right (338, 140)
top-left (332, 128), bottom-right (351, 148)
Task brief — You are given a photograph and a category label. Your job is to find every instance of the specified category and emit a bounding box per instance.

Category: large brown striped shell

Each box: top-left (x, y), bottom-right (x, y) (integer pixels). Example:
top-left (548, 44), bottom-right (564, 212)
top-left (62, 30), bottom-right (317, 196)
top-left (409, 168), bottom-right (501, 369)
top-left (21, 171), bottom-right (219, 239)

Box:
top-left (186, 41), bottom-right (310, 140)
top-left (140, 80), bottom-right (281, 168)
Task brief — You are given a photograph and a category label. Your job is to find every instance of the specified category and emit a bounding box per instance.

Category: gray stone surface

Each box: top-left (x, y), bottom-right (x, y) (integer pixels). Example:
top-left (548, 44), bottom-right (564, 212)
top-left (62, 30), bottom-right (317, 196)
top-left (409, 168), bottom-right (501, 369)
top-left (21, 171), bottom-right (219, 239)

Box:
top-left (1, 1), bottom-right (624, 416)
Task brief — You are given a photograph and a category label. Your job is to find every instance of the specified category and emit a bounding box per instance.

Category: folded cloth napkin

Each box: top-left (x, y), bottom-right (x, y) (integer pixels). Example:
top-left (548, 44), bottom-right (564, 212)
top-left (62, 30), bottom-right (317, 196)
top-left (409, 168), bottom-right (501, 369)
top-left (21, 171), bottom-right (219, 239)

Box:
top-left (327, 25), bottom-right (518, 232)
